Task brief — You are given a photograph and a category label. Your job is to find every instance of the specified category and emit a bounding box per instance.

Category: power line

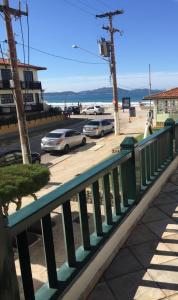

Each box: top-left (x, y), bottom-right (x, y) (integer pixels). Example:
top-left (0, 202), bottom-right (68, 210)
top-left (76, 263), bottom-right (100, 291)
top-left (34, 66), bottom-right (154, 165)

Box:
top-left (0, 12), bottom-right (4, 20)
top-left (72, 44), bottom-right (109, 62)
top-left (77, 0), bottom-right (100, 14)
top-left (63, 0), bottom-right (95, 17)
top-left (98, 0), bottom-right (111, 10)
top-left (2, 41), bottom-right (107, 65)
top-left (19, 10), bottom-right (26, 64)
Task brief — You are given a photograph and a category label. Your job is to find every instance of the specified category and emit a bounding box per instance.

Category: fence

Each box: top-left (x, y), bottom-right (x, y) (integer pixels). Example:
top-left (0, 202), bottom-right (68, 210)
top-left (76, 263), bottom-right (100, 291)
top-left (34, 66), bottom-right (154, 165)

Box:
top-left (0, 109), bottom-right (63, 127)
top-left (0, 118), bottom-right (177, 300)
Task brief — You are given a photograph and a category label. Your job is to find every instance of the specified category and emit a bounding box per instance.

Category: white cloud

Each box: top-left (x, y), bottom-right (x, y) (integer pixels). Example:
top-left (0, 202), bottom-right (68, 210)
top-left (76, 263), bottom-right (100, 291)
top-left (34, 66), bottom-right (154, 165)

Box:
top-left (40, 72), bottom-right (178, 92)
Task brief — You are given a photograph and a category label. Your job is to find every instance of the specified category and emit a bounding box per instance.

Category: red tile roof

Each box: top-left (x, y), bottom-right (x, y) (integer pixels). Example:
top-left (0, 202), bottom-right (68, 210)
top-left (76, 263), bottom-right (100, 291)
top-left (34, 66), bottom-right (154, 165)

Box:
top-left (0, 58), bottom-right (46, 70)
top-left (144, 88), bottom-right (178, 100)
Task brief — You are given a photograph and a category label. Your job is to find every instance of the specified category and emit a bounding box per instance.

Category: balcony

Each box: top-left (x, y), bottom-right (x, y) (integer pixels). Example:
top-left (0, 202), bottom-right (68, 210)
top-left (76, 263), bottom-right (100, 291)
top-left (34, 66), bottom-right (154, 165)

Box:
top-left (20, 81), bottom-right (42, 90)
top-left (0, 80), bottom-right (42, 90)
top-left (1, 119), bottom-right (178, 299)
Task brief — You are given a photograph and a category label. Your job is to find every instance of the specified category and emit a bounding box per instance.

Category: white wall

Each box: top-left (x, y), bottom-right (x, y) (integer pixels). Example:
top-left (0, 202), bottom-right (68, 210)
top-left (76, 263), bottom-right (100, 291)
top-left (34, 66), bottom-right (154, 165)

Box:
top-left (0, 65), bottom-right (38, 81)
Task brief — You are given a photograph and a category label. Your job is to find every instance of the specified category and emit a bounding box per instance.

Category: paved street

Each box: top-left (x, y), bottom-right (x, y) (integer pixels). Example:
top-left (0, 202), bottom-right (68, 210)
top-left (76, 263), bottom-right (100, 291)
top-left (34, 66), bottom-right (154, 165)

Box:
top-left (1, 107), bottom-right (137, 165)
top-left (6, 106), bottom-right (147, 216)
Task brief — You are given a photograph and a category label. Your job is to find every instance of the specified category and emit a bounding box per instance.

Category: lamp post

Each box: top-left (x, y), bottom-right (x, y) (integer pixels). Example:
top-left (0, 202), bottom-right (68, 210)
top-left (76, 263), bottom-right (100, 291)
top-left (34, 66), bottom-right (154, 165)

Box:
top-left (72, 44), bottom-right (109, 62)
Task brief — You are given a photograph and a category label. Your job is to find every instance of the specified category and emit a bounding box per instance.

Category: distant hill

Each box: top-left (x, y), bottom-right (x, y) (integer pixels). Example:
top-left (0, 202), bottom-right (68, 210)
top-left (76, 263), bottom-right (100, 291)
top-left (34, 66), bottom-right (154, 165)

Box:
top-left (44, 88), bottom-right (163, 103)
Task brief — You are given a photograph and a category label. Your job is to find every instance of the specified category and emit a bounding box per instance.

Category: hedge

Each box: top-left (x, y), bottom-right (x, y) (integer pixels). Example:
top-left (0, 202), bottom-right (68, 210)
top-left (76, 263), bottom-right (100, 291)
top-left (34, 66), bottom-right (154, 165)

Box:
top-left (0, 164), bottom-right (50, 212)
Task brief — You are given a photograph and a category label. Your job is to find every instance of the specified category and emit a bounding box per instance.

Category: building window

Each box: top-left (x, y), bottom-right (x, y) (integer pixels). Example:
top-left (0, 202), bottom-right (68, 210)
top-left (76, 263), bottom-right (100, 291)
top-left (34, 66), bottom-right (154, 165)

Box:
top-left (0, 94), bottom-right (14, 104)
top-left (23, 70), bottom-right (33, 82)
top-left (1, 69), bottom-right (12, 81)
top-left (23, 93), bottom-right (34, 103)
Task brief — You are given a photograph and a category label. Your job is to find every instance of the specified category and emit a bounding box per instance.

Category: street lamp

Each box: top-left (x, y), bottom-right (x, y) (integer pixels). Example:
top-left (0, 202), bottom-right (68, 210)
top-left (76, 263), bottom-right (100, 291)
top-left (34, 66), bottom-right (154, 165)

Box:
top-left (72, 44), bottom-right (109, 62)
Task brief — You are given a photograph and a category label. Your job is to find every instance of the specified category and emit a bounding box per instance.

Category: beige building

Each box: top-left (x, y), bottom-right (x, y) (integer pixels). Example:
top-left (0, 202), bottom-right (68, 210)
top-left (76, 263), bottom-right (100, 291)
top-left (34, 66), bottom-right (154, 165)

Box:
top-left (144, 87), bottom-right (178, 126)
top-left (0, 58), bottom-right (46, 114)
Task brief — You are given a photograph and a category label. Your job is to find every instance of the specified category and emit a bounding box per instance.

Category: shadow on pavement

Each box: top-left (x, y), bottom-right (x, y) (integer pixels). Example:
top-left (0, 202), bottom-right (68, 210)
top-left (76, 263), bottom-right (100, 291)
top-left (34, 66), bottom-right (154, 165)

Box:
top-left (88, 170), bottom-right (178, 300)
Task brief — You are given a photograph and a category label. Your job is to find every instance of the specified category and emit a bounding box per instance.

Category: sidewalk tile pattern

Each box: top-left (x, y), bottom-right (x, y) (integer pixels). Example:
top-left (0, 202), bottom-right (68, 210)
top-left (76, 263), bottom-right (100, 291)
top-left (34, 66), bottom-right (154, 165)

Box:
top-left (88, 169), bottom-right (178, 300)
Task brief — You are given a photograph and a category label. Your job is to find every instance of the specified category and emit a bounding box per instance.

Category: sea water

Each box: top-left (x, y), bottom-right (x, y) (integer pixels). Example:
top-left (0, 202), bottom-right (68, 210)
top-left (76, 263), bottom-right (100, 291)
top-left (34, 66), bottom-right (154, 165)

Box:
top-left (43, 94), bottom-right (148, 108)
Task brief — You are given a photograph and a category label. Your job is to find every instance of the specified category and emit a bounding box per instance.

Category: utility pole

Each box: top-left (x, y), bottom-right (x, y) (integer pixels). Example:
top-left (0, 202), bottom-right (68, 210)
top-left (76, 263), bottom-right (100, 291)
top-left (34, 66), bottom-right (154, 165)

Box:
top-left (0, 0), bottom-right (31, 163)
top-left (96, 10), bottom-right (124, 135)
top-left (149, 64), bottom-right (152, 109)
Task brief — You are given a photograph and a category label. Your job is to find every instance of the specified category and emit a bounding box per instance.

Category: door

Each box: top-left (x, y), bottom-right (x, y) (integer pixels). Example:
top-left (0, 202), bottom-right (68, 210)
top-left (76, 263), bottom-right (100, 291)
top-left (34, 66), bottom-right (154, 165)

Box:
top-left (101, 120), bottom-right (108, 133)
top-left (71, 130), bottom-right (82, 146)
top-left (86, 106), bottom-right (95, 114)
top-left (104, 120), bottom-right (113, 132)
top-left (65, 131), bottom-right (74, 147)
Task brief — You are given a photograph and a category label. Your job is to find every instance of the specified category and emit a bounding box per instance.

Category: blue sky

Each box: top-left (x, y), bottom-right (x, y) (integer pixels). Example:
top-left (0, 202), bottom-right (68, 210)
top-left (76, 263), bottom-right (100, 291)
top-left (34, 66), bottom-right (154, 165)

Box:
top-left (1, 0), bottom-right (178, 91)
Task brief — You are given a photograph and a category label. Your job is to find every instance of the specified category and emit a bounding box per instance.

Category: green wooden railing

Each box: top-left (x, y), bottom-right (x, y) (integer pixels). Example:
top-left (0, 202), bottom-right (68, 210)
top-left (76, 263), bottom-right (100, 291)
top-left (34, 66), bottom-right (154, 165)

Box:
top-left (0, 119), bottom-right (176, 300)
top-left (175, 120), bottom-right (178, 153)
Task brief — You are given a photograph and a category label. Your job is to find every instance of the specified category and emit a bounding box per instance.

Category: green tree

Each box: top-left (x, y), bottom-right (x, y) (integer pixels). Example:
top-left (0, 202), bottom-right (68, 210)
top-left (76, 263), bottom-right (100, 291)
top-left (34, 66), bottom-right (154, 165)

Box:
top-left (0, 164), bottom-right (50, 215)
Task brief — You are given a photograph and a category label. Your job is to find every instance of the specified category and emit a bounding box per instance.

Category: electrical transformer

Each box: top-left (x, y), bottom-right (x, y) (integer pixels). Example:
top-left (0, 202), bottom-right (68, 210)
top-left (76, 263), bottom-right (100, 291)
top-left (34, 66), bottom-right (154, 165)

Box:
top-left (98, 38), bottom-right (110, 57)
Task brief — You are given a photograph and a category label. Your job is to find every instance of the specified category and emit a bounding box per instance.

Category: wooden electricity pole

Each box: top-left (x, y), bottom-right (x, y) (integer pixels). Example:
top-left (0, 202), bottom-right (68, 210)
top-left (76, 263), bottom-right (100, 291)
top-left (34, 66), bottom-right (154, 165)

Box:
top-left (0, 0), bottom-right (31, 163)
top-left (149, 64), bottom-right (152, 109)
top-left (96, 10), bottom-right (124, 135)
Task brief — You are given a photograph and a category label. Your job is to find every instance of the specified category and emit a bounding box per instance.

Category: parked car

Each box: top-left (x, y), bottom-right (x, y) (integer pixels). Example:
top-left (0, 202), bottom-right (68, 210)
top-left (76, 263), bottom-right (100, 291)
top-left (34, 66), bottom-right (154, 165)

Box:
top-left (41, 129), bottom-right (86, 153)
top-left (81, 105), bottom-right (104, 115)
top-left (83, 119), bottom-right (114, 137)
top-left (67, 106), bottom-right (80, 115)
top-left (0, 150), bottom-right (41, 167)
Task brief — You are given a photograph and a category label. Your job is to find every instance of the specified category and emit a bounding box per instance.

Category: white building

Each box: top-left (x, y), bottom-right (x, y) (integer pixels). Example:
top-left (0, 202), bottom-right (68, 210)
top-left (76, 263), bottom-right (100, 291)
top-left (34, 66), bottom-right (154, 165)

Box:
top-left (0, 58), bottom-right (46, 114)
top-left (144, 88), bottom-right (178, 127)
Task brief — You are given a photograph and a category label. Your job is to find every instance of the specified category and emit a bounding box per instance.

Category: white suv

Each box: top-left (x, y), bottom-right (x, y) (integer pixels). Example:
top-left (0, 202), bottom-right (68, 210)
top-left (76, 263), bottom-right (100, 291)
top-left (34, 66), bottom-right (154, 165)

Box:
top-left (81, 105), bottom-right (104, 115)
top-left (83, 119), bottom-right (114, 137)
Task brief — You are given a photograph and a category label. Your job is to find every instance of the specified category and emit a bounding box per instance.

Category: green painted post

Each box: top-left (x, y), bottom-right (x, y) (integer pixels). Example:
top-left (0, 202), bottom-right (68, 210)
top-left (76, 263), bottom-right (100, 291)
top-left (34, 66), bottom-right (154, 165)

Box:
top-left (111, 168), bottom-right (121, 215)
top-left (164, 118), bottom-right (175, 160)
top-left (41, 214), bottom-right (58, 288)
top-left (102, 174), bottom-right (112, 225)
top-left (62, 201), bottom-right (76, 267)
top-left (78, 190), bottom-right (90, 250)
top-left (146, 145), bottom-right (151, 182)
top-left (17, 231), bottom-right (35, 300)
top-left (141, 148), bottom-right (147, 187)
top-left (0, 210), bottom-right (20, 300)
top-left (120, 137), bottom-right (141, 202)
top-left (92, 181), bottom-right (103, 236)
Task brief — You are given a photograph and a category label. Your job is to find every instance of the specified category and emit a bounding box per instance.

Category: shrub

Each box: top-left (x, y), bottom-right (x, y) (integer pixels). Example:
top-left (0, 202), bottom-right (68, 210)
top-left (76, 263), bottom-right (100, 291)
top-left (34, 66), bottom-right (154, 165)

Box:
top-left (0, 164), bottom-right (50, 212)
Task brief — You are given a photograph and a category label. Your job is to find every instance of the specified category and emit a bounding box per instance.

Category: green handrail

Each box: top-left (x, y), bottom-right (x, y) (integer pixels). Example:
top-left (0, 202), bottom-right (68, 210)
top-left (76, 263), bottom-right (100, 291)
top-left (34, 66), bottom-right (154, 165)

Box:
top-left (1, 118), bottom-right (176, 300)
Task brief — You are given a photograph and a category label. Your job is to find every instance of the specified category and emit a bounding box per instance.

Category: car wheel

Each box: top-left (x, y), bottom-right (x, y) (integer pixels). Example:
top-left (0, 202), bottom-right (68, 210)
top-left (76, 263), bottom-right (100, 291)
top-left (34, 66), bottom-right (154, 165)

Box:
top-left (83, 112), bottom-right (86, 115)
top-left (94, 112), bottom-right (97, 115)
top-left (64, 144), bottom-right (70, 154)
top-left (100, 130), bottom-right (104, 137)
top-left (81, 137), bottom-right (86, 145)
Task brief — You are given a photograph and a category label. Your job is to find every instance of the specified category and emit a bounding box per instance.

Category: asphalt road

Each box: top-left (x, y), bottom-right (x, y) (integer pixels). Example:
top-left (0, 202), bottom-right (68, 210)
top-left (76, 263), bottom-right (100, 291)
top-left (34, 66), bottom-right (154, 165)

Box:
top-left (1, 113), bottom-right (114, 164)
